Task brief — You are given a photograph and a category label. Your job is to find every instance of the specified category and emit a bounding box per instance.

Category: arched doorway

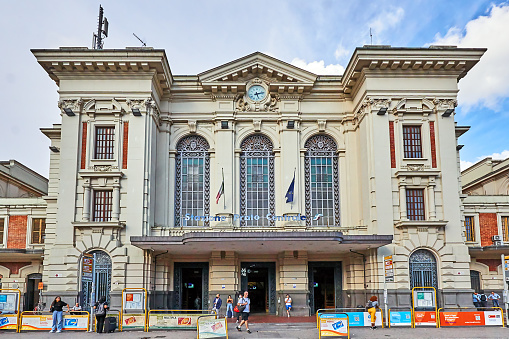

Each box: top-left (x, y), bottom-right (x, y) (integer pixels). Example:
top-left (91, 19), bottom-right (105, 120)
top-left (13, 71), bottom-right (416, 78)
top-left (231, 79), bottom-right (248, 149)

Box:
top-left (409, 249), bottom-right (438, 290)
top-left (81, 250), bottom-right (112, 310)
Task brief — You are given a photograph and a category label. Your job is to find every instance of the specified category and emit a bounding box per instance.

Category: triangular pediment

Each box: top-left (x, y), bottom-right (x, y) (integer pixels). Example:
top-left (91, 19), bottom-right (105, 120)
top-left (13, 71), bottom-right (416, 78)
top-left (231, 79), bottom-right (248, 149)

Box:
top-left (199, 52), bottom-right (317, 84)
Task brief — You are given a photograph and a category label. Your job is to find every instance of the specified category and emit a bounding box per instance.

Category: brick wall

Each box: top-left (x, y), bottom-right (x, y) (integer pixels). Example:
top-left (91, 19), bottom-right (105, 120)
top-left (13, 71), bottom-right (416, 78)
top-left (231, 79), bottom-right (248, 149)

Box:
top-left (479, 213), bottom-right (498, 246)
top-left (389, 121), bottom-right (396, 168)
top-left (429, 121), bottom-right (437, 168)
top-left (122, 122), bottom-right (129, 169)
top-left (0, 262), bottom-right (31, 275)
top-left (7, 215), bottom-right (27, 249)
top-left (80, 122), bottom-right (87, 169)
top-left (476, 259), bottom-right (500, 272)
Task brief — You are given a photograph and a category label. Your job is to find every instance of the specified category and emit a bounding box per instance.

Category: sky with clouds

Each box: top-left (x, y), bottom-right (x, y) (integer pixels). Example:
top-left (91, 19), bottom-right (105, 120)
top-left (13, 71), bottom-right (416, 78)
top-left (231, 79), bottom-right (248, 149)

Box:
top-left (1, 0), bottom-right (508, 176)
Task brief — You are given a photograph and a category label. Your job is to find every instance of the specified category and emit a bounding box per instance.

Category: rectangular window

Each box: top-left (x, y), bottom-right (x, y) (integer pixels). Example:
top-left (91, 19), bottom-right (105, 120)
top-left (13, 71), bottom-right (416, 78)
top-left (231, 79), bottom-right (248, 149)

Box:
top-left (406, 189), bottom-right (425, 220)
top-left (245, 157), bottom-right (270, 226)
top-left (464, 216), bottom-right (475, 242)
top-left (502, 216), bottom-right (509, 242)
top-left (94, 126), bottom-right (115, 159)
top-left (310, 157), bottom-right (335, 226)
top-left (403, 126), bottom-right (423, 158)
top-left (31, 218), bottom-right (46, 244)
top-left (181, 156), bottom-right (205, 226)
top-left (93, 190), bottom-right (113, 222)
top-left (0, 218), bottom-right (4, 244)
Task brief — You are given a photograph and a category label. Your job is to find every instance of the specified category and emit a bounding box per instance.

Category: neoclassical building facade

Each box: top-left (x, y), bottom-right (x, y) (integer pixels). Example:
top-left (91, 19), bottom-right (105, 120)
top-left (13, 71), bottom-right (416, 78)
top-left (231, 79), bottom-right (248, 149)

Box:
top-left (30, 45), bottom-right (485, 315)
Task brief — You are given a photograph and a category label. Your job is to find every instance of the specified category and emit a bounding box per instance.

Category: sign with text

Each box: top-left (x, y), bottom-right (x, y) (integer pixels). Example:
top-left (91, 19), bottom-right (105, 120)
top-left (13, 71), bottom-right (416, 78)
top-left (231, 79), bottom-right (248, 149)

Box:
top-left (384, 255), bottom-right (394, 282)
top-left (504, 255), bottom-right (509, 281)
top-left (0, 314), bottom-right (18, 330)
top-left (319, 314), bottom-right (349, 337)
top-left (148, 313), bottom-right (203, 329)
top-left (197, 317), bottom-right (227, 338)
top-left (413, 290), bottom-right (436, 308)
top-left (81, 254), bottom-right (94, 281)
top-left (21, 314), bottom-right (89, 331)
top-left (0, 293), bottom-right (17, 314)
top-left (414, 311), bottom-right (437, 326)
top-left (122, 314), bottom-right (146, 328)
top-left (440, 311), bottom-right (503, 327)
top-left (124, 292), bottom-right (143, 310)
top-left (389, 311), bottom-right (412, 327)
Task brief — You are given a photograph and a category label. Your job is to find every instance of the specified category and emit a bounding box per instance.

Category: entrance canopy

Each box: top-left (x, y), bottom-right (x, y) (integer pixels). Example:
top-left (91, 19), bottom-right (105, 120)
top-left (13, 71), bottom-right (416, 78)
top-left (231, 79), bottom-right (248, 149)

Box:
top-left (130, 231), bottom-right (392, 255)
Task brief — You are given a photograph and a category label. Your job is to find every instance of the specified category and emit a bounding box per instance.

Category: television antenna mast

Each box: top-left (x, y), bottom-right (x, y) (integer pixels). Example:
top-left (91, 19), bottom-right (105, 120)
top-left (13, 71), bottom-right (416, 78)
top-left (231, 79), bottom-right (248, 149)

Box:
top-left (369, 28), bottom-right (373, 45)
top-left (92, 5), bottom-right (109, 49)
top-left (133, 33), bottom-right (147, 47)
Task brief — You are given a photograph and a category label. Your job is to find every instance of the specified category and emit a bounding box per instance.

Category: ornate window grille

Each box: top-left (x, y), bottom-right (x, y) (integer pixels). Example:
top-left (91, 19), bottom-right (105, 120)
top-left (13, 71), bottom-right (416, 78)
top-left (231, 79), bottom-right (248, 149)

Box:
top-left (94, 126), bottom-right (115, 159)
top-left (81, 250), bottom-right (112, 311)
top-left (175, 135), bottom-right (210, 227)
top-left (240, 134), bottom-right (275, 227)
top-left (403, 126), bottom-right (422, 158)
top-left (406, 189), bottom-right (425, 220)
top-left (464, 216), bottom-right (475, 242)
top-left (409, 249), bottom-right (438, 290)
top-left (304, 135), bottom-right (340, 227)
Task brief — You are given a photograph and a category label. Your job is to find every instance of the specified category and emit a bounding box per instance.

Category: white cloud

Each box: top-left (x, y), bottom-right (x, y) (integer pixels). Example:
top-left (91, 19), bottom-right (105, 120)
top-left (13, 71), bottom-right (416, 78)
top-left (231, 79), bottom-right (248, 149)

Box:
top-left (291, 58), bottom-right (345, 75)
top-left (334, 44), bottom-right (349, 60)
top-left (368, 7), bottom-right (405, 36)
top-left (432, 4), bottom-right (509, 110)
top-left (461, 149), bottom-right (509, 170)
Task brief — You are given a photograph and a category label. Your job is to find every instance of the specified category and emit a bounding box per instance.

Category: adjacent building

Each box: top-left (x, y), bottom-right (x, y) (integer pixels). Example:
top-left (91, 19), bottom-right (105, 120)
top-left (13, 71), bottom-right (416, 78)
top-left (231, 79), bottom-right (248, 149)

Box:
top-left (20, 45), bottom-right (487, 315)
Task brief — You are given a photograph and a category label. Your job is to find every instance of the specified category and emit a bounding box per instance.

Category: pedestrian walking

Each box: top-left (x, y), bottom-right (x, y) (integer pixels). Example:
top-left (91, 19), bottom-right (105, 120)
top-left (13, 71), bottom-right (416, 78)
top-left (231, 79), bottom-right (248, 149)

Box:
top-left (226, 295), bottom-right (234, 318)
top-left (479, 291), bottom-right (488, 309)
top-left (212, 294), bottom-right (222, 315)
top-left (285, 294), bottom-right (292, 317)
top-left (488, 291), bottom-right (501, 308)
top-left (194, 295), bottom-right (201, 310)
top-left (366, 296), bottom-right (380, 330)
top-left (473, 292), bottom-right (481, 310)
top-left (236, 291), bottom-right (251, 334)
top-left (93, 296), bottom-right (109, 333)
top-left (49, 296), bottom-right (69, 333)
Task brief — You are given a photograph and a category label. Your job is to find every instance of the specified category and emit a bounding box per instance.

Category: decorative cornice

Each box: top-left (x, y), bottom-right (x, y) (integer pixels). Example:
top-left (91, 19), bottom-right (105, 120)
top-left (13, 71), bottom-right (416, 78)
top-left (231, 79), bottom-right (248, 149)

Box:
top-left (58, 98), bottom-right (83, 114)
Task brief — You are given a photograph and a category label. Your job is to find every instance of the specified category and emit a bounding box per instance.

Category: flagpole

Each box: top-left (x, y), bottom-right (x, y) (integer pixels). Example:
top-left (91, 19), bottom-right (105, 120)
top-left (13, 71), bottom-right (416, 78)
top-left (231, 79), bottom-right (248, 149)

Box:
top-left (222, 168), bottom-right (226, 210)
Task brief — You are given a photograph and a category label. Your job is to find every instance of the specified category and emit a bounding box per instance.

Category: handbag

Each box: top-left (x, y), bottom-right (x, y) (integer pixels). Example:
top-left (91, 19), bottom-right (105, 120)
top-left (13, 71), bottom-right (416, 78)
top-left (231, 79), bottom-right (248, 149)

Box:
top-left (233, 305), bottom-right (240, 313)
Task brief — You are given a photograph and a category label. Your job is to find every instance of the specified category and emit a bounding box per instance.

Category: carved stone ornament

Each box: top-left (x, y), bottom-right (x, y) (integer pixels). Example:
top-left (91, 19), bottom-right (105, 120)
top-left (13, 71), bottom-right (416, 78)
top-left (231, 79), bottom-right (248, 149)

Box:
top-left (235, 94), bottom-right (251, 112)
top-left (318, 120), bottom-right (326, 132)
top-left (360, 97), bottom-right (392, 113)
top-left (89, 165), bottom-right (119, 172)
top-left (126, 98), bottom-right (146, 111)
top-left (253, 120), bottom-right (261, 131)
top-left (433, 98), bottom-right (458, 111)
top-left (188, 120), bottom-right (197, 133)
top-left (263, 94), bottom-right (280, 112)
top-left (58, 98), bottom-right (83, 113)
top-left (406, 164), bottom-right (424, 171)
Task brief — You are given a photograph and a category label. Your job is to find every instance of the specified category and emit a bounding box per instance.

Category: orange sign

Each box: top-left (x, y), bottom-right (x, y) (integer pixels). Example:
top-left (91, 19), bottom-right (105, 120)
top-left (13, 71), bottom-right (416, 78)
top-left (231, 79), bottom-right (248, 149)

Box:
top-left (440, 312), bottom-right (483, 326)
top-left (178, 317), bottom-right (192, 325)
top-left (126, 294), bottom-right (133, 302)
top-left (38, 282), bottom-right (44, 290)
top-left (414, 311), bottom-right (436, 326)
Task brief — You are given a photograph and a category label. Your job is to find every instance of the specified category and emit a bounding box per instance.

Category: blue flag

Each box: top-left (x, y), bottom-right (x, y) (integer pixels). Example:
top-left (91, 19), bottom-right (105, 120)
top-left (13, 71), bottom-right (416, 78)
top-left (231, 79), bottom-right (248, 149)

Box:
top-left (285, 172), bottom-right (295, 203)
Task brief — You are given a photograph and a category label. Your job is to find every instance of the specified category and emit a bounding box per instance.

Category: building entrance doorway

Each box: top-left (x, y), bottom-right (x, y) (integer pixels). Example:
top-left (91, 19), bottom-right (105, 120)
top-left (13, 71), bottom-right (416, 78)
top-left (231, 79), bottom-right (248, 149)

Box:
top-left (241, 262), bottom-right (276, 314)
top-left (24, 273), bottom-right (42, 311)
top-left (308, 262), bottom-right (342, 314)
top-left (174, 262), bottom-right (208, 310)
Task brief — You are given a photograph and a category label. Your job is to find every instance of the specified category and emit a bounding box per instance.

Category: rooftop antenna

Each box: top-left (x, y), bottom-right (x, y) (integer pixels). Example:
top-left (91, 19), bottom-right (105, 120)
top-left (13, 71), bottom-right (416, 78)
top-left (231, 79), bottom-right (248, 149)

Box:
top-left (133, 33), bottom-right (147, 47)
top-left (370, 28), bottom-right (373, 45)
top-left (92, 5), bottom-right (109, 49)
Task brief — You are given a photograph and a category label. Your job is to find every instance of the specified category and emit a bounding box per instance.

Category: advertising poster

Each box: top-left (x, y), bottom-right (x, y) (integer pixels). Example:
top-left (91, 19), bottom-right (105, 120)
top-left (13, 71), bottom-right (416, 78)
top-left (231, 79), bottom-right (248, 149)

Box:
top-left (124, 292), bottom-right (143, 309)
top-left (0, 294), bottom-right (17, 313)
top-left (414, 311), bottom-right (436, 326)
top-left (484, 311), bottom-right (503, 326)
top-left (0, 314), bottom-right (18, 330)
top-left (319, 314), bottom-right (349, 337)
top-left (416, 292), bottom-right (433, 307)
top-left (148, 313), bottom-right (202, 329)
top-left (343, 312), bottom-right (363, 326)
top-left (21, 315), bottom-right (89, 331)
top-left (197, 317), bottom-right (227, 338)
top-left (439, 311), bottom-right (503, 327)
top-left (363, 311), bottom-right (383, 327)
top-left (122, 314), bottom-right (146, 328)
top-left (389, 311), bottom-right (412, 326)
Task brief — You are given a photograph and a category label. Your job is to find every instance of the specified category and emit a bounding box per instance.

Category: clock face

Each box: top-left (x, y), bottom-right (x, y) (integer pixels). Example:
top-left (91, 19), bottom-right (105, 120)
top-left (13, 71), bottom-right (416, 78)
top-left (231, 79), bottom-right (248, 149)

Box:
top-left (247, 85), bottom-right (267, 102)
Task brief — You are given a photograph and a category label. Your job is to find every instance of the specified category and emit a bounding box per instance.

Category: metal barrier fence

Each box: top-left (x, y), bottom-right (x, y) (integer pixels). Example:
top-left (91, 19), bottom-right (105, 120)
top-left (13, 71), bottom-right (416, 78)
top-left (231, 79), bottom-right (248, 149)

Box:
top-left (92, 309), bottom-right (120, 332)
top-left (316, 308), bottom-right (383, 329)
top-left (437, 307), bottom-right (505, 328)
top-left (146, 309), bottom-right (217, 332)
top-left (121, 288), bottom-right (147, 331)
top-left (19, 311), bottom-right (90, 332)
top-left (388, 308), bottom-right (413, 328)
top-left (0, 288), bottom-right (21, 332)
top-left (318, 312), bottom-right (349, 338)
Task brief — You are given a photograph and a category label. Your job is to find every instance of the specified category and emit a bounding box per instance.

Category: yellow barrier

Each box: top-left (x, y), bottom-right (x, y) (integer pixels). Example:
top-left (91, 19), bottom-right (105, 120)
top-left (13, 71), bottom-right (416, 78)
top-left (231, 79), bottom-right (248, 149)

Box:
top-left (121, 288), bottom-right (147, 332)
top-left (92, 310), bottom-right (120, 332)
top-left (388, 308), bottom-right (413, 328)
top-left (19, 311), bottom-right (90, 332)
top-left (0, 288), bottom-right (21, 332)
top-left (437, 307), bottom-right (505, 328)
top-left (146, 309), bottom-right (217, 332)
top-left (411, 287), bottom-right (438, 328)
top-left (196, 315), bottom-right (227, 339)
top-left (318, 312), bottom-right (349, 339)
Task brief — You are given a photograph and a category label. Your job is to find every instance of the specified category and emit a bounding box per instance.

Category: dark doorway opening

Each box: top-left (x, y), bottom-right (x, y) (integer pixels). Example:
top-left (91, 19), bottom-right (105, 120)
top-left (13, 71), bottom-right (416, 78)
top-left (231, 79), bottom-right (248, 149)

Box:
top-left (470, 270), bottom-right (481, 293)
top-left (308, 262), bottom-right (342, 314)
top-left (174, 262), bottom-right (209, 310)
top-left (24, 273), bottom-right (42, 311)
top-left (241, 262), bottom-right (276, 314)
top-left (181, 267), bottom-right (203, 310)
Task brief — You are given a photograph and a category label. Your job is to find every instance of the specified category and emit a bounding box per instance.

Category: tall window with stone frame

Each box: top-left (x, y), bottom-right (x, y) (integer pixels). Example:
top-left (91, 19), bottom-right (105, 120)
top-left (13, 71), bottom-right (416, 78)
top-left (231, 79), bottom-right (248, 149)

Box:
top-left (406, 188), bottom-right (425, 220)
top-left (92, 190), bottom-right (113, 222)
top-left (175, 135), bottom-right (210, 227)
top-left (464, 216), bottom-right (475, 242)
top-left (240, 134), bottom-right (275, 227)
top-left (305, 135), bottom-right (340, 227)
top-left (0, 218), bottom-right (4, 244)
top-left (94, 126), bottom-right (115, 160)
top-left (31, 218), bottom-right (46, 244)
top-left (403, 125), bottom-right (423, 158)
top-left (502, 216), bottom-right (509, 242)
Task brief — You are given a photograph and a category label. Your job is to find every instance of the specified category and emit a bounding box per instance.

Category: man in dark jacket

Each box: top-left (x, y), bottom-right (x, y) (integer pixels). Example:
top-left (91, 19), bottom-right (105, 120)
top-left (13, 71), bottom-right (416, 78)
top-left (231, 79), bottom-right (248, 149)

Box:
top-left (212, 294), bottom-right (222, 315)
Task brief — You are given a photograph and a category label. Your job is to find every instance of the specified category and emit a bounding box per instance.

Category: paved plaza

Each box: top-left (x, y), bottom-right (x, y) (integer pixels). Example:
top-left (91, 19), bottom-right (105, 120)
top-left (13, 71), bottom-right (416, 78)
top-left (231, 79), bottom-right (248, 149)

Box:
top-left (3, 323), bottom-right (509, 338)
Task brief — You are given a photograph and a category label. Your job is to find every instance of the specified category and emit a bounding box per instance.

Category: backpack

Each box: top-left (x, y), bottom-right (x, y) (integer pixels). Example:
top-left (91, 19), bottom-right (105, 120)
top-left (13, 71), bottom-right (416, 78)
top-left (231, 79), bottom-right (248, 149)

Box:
top-left (480, 294), bottom-right (487, 302)
top-left (96, 302), bottom-right (106, 315)
top-left (366, 300), bottom-right (373, 310)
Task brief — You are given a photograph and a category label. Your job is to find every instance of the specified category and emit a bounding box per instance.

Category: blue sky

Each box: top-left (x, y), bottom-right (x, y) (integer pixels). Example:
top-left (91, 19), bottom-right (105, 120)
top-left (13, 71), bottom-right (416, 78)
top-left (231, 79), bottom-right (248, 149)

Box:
top-left (1, 0), bottom-right (508, 176)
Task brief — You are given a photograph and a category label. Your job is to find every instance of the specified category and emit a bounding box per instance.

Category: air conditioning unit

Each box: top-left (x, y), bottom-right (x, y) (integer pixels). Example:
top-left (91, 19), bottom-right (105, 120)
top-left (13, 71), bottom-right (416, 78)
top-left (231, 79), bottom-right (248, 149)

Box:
top-left (492, 235), bottom-right (503, 241)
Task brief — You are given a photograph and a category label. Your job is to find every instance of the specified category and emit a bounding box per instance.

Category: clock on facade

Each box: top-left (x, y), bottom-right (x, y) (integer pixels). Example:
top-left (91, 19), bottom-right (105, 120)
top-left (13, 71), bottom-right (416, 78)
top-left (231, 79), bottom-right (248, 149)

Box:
top-left (247, 85), bottom-right (267, 102)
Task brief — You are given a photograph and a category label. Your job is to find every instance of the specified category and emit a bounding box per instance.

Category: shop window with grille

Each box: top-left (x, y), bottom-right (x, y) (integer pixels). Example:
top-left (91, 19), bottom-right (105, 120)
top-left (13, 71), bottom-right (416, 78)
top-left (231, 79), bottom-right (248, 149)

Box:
top-left (403, 126), bottom-right (423, 158)
top-left (31, 218), bottom-right (46, 244)
top-left (502, 216), bottom-right (509, 242)
top-left (94, 126), bottom-right (115, 159)
top-left (0, 218), bottom-right (4, 244)
top-left (406, 189), bottom-right (425, 220)
top-left (92, 190), bottom-right (112, 222)
top-left (464, 216), bottom-right (475, 242)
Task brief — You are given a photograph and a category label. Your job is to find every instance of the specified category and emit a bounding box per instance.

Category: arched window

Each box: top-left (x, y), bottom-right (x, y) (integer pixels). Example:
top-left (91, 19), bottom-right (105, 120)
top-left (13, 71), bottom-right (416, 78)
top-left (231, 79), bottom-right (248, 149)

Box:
top-left (81, 250), bottom-right (112, 310)
top-left (175, 136), bottom-right (210, 227)
top-left (240, 134), bottom-right (275, 227)
top-left (304, 135), bottom-right (340, 226)
top-left (409, 249), bottom-right (438, 290)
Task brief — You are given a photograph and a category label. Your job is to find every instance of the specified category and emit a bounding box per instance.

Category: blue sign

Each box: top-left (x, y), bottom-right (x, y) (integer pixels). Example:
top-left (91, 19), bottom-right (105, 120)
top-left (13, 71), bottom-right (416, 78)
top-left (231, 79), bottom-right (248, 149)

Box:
top-left (0, 295), bottom-right (7, 303)
top-left (344, 312), bottom-right (364, 326)
top-left (390, 311), bottom-right (412, 326)
top-left (64, 319), bottom-right (78, 327)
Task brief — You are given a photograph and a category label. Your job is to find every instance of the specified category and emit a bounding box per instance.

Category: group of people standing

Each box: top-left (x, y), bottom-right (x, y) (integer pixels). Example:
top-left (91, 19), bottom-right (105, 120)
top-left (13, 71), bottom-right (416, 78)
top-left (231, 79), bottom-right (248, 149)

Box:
top-left (48, 296), bottom-right (110, 333)
top-left (472, 291), bottom-right (501, 309)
